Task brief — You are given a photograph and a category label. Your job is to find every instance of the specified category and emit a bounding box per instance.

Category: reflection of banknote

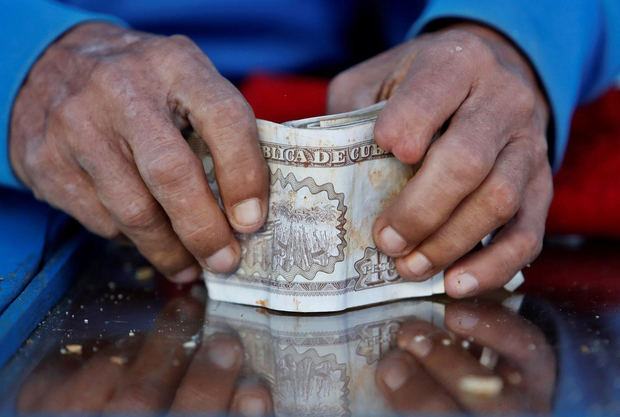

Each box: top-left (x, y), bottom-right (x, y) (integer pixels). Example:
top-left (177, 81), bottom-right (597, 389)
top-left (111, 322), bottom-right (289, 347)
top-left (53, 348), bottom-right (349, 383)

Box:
top-left (204, 295), bottom-right (523, 416)
top-left (188, 102), bottom-right (523, 312)
top-left (205, 299), bottom-right (446, 417)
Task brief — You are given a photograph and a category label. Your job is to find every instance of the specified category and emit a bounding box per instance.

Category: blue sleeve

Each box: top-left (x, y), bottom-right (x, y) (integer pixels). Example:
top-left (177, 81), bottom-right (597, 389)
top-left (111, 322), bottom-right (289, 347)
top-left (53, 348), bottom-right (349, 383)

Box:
top-left (0, 1), bottom-right (124, 189)
top-left (408, 0), bottom-right (620, 170)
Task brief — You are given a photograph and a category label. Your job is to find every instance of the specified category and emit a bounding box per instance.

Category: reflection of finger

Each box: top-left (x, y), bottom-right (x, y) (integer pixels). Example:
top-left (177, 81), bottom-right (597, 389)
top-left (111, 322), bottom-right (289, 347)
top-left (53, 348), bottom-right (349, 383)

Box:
top-left (104, 298), bottom-right (203, 413)
top-left (397, 321), bottom-right (523, 414)
top-left (376, 350), bottom-right (461, 414)
top-left (170, 333), bottom-right (243, 413)
top-left (395, 140), bottom-right (530, 282)
top-left (229, 378), bottom-right (274, 417)
top-left (446, 301), bottom-right (555, 409)
top-left (34, 338), bottom-right (142, 413)
top-left (79, 138), bottom-right (200, 282)
top-left (444, 167), bottom-right (552, 298)
top-left (17, 350), bottom-right (86, 413)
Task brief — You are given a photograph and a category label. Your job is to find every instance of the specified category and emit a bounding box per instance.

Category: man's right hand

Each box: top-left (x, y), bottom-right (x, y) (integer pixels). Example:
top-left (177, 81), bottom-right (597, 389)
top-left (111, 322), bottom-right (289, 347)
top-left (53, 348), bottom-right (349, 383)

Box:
top-left (10, 22), bottom-right (269, 282)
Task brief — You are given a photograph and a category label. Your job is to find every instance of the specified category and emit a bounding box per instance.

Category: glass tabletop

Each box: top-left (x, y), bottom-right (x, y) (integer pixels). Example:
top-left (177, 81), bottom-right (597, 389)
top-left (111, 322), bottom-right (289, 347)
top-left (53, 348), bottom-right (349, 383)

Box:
top-left (1, 238), bottom-right (618, 416)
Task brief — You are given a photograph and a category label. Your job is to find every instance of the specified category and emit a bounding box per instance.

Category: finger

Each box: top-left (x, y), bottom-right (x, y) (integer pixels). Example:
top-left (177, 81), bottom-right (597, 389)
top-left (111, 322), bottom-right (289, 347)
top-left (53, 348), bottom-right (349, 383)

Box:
top-left (376, 350), bottom-right (461, 414)
top-left (76, 138), bottom-right (200, 282)
top-left (395, 140), bottom-right (530, 281)
top-left (174, 71), bottom-right (269, 234)
top-left (17, 349), bottom-right (86, 413)
top-left (125, 113), bottom-right (240, 273)
top-left (397, 321), bottom-right (523, 414)
top-left (229, 378), bottom-right (274, 417)
top-left (170, 333), bottom-right (243, 414)
top-left (373, 40), bottom-right (479, 165)
top-left (327, 41), bottom-right (416, 114)
top-left (443, 164), bottom-right (552, 297)
top-left (445, 302), bottom-right (556, 387)
top-left (374, 95), bottom-right (505, 258)
top-left (34, 338), bottom-right (142, 413)
top-left (104, 298), bottom-right (203, 413)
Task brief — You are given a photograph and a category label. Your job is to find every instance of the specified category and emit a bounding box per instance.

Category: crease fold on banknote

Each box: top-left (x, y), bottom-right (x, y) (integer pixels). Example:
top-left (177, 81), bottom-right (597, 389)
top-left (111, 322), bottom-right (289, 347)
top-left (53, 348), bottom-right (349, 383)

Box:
top-left (187, 102), bottom-right (524, 312)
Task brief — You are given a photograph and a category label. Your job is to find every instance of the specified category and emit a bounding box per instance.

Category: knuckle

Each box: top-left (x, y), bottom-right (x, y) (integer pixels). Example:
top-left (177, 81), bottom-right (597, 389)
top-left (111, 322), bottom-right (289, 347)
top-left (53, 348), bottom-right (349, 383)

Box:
top-left (145, 150), bottom-right (197, 189)
top-left (530, 134), bottom-right (549, 161)
top-left (167, 34), bottom-right (194, 49)
top-left (182, 222), bottom-right (221, 250)
top-left (436, 31), bottom-right (494, 69)
top-left (436, 144), bottom-right (490, 186)
top-left (93, 220), bottom-right (120, 239)
top-left (458, 33), bottom-right (494, 62)
top-left (115, 199), bottom-right (158, 229)
top-left (90, 61), bottom-right (119, 90)
top-left (213, 94), bottom-right (254, 125)
top-left (395, 203), bottom-right (443, 237)
top-left (487, 178), bottom-right (520, 223)
top-left (373, 116), bottom-right (397, 150)
top-left (159, 34), bottom-right (198, 61)
top-left (515, 229), bottom-right (543, 261)
top-left (24, 143), bottom-right (55, 174)
top-left (48, 98), bottom-right (76, 129)
top-left (507, 78), bottom-right (536, 117)
top-left (203, 95), bottom-right (255, 140)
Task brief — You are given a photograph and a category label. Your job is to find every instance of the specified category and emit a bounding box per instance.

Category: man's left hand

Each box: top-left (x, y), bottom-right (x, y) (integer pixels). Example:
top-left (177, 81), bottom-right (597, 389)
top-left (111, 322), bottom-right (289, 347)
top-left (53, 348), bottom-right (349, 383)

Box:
top-left (328, 22), bottom-right (553, 297)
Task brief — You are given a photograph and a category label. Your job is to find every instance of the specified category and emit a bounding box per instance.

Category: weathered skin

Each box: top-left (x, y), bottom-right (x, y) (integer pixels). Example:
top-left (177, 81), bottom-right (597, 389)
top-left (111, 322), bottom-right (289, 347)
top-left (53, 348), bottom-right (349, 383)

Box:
top-left (328, 23), bottom-right (553, 298)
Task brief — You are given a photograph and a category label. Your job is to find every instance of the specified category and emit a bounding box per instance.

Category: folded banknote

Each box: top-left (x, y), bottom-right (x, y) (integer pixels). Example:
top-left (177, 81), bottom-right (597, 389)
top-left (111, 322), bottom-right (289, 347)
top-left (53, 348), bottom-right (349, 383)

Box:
top-left (187, 102), bottom-right (523, 312)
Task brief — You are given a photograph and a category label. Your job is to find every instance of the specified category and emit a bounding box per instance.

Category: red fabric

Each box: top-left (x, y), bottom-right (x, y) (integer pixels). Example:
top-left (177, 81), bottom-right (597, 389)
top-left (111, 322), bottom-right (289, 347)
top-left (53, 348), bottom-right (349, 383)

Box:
top-left (240, 73), bottom-right (329, 123)
top-left (239, 73), bottom-right (620, 237)
top-left (546, 90), bottom-right (620, 236)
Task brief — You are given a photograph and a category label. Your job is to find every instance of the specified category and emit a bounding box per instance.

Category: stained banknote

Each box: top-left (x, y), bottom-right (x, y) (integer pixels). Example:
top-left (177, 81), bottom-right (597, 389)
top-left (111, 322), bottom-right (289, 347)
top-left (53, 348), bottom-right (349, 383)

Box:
top-left (188, 102), bottom-right (523, 312)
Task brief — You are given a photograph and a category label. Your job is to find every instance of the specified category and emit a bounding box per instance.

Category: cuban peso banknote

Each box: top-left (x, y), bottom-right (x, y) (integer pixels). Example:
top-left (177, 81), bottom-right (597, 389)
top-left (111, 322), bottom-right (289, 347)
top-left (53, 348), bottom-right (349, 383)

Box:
top-left (187, 102), bottom-right (523, 312)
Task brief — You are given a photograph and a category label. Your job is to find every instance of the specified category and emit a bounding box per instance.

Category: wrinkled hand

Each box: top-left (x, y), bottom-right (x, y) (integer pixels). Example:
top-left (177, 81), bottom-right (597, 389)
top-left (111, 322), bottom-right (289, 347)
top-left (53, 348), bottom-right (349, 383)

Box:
top-left (328, 23), bottom-right (553, 297)
top-left (17, 297), bottom-right (273, 415)
top-left (376, 300), bottom-right (556, 414)
top-left (10, 23), bottom-right (269, 282)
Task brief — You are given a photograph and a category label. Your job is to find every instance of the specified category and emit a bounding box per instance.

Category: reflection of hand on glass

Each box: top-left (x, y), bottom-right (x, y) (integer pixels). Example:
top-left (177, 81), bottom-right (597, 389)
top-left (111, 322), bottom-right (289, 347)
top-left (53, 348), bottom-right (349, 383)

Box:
top-left (376, 300), bottom-right (556, 414)
top-left (17, 297), bottom-right (273, 415)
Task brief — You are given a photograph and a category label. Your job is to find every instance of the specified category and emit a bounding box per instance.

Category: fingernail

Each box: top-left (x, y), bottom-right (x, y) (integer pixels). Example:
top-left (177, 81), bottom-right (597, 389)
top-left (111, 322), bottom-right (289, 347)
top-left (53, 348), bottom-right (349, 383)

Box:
top-left (407, 335), bottom-right (432, 357)
top-left (238, 395), bottom-right (267, 417)
top-left (205, 245), bottom-right (237, 272)
top-left (232, 198), bottom-right (262, 227)
top-left (452, 310), bottom-right (479, 330)
top-left (206, 335), bottom-right (241, 369)
top-left (378, 226), bottom-right (407, 253)
top-left (454, 273), bottom-right (479, 297)
top-left (405, 251), bottom-right (432, 277)
top-left (378, 359), bottom-right (410, 391)
top-left (171, 265), bottom-right (201, 283)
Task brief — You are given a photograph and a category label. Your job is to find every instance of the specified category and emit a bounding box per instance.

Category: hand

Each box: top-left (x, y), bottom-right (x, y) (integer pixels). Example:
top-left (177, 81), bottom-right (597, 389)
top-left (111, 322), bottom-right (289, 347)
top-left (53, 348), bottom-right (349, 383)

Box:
top-left (10, 22), bottom-right (269, 282)
top-left (328, 23), bottom-right (553, 297)
top-left (375, 300), bottom-right (555, 414)
top-left (17, 297), bottom-right (273, 415)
